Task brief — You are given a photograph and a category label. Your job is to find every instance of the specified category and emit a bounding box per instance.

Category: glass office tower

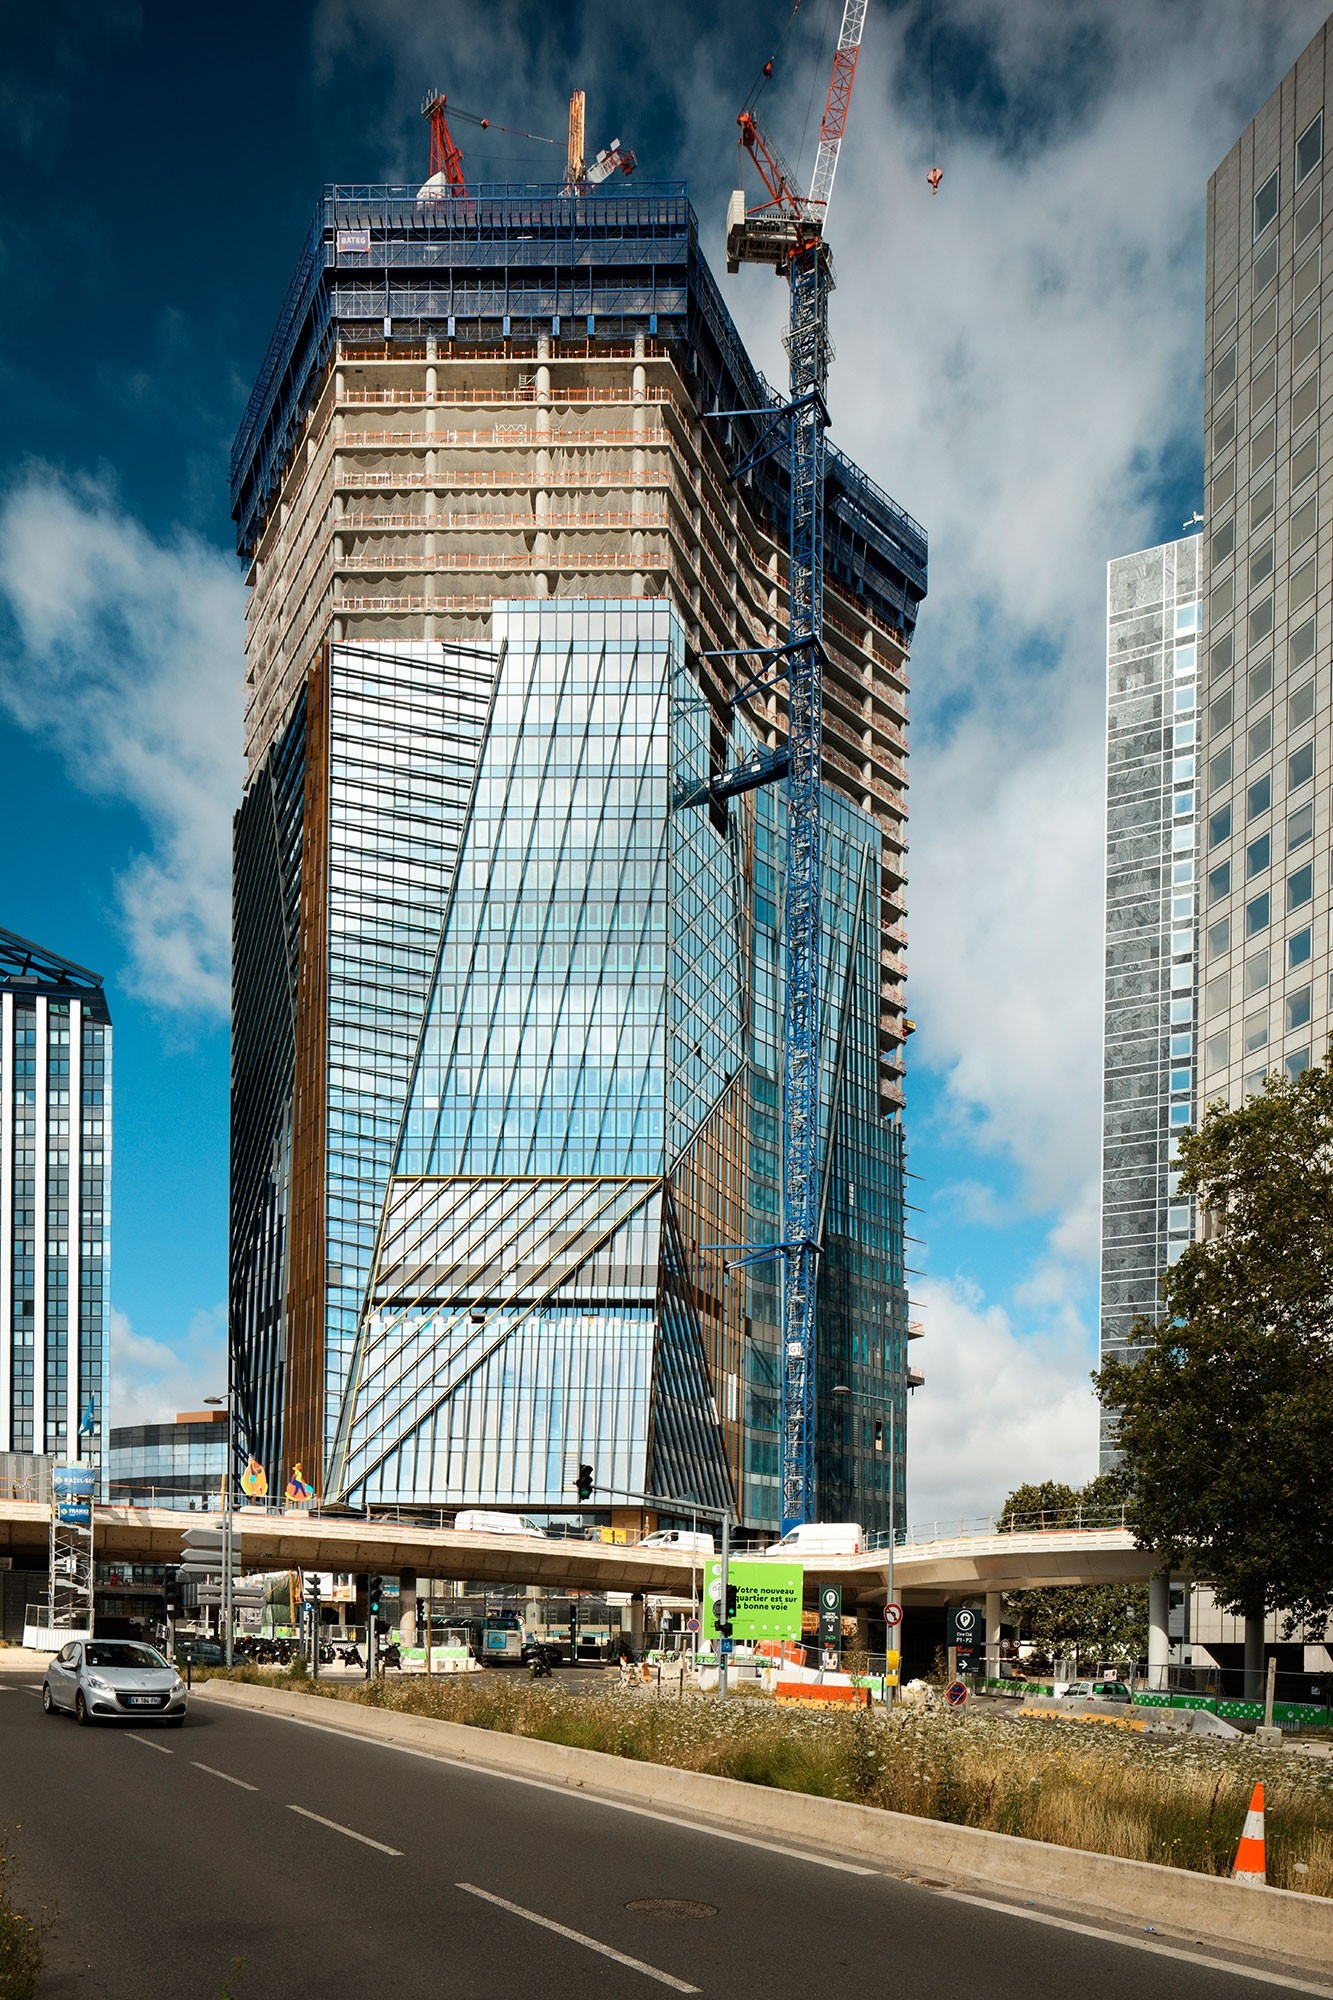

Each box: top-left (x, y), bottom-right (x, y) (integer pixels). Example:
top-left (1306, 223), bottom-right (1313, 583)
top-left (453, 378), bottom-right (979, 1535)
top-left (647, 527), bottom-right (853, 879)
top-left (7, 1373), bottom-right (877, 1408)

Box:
top-left (231, 181), bottom-right (926, 1529)
top-left (0, 929), bottom-right (111, 1468)
top-left (1200, 25), bottom-right (1332, 1113)
top-left (1100, 540), bottom-right (1203, 1465)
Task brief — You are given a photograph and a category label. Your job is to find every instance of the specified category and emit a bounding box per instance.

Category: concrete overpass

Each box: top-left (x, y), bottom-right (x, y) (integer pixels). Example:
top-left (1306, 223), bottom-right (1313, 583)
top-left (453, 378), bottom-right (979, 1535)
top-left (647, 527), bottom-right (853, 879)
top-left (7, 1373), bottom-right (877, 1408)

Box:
top-left (0, 1500), bottom-right (1161, 1606)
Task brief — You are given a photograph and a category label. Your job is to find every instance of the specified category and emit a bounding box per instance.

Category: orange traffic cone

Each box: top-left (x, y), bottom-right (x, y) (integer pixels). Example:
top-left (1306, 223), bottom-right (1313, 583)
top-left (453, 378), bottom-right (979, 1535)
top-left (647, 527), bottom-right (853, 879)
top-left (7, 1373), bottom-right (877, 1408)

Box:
top-left (1232, 1781), bottom-right (1266, 1885)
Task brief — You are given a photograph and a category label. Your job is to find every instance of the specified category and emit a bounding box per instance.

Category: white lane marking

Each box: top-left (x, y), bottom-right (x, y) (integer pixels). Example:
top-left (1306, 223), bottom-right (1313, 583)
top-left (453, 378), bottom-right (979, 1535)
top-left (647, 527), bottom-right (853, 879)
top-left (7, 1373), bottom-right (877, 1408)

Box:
top-left (457, 1881), bottom-right (701, 1993)
top-left (125, 1732), bottom-right (174, 1755)
top-left (286, 1804), bottom-right (402, 1856)
top-left (191, 1761), bottom-right (259, 1792)
top-left (934, 1888), bottom-right (1333, 1997)
top-left (212, 1701), bottom-right (874, 1875)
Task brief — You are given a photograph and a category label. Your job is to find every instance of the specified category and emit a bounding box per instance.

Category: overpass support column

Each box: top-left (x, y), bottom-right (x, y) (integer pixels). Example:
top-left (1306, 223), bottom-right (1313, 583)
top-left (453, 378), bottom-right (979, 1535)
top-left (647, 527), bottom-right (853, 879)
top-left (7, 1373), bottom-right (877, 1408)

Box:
top-left (1244, 1613), bottom-right (1265, 1703)
top-left (985, 1591), bottom-right (1002, 1683)
top-left (1147, 1572), bottom-right (1170, 1691)
top-left (626, 1593), bottom-right (645, 1657)
top-left (398, 1569), bottom-right (417, 1649)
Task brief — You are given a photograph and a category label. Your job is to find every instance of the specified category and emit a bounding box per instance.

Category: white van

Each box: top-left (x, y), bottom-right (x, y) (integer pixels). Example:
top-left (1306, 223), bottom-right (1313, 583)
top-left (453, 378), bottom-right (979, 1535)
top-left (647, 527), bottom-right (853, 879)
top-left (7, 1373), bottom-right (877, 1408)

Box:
top-left (762, 1522), bottom-right (863, 1556)
top-left (452, 1509), bottom-right (547, 1539)
top-left (638, 1528), bottom-right (715, 1555)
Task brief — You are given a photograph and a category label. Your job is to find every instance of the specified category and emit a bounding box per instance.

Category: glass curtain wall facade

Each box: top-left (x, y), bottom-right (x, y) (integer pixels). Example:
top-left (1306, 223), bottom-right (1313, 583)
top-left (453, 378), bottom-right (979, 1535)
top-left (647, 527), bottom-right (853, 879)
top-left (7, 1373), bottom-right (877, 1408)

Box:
top-left (1100, 542), bottom-right (1202, 1465)
top-left (108, 1412), bottom-right (227, 1510)
top-left (231, 180), bottom-right (925, 1531)
top-left (0, 930), bottom-right (111, 1471)
top-left (324, 601), bottom-right (905, 1525)
top-left (1201, 28), bottom-right (1333, 1113)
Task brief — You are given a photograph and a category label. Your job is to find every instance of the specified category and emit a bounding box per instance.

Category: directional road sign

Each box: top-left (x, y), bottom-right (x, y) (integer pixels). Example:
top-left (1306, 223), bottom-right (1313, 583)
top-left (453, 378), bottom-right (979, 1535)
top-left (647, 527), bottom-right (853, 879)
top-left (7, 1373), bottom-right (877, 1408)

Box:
top-left (818, 1583), bottom-right (842, 1652)
top-left (947, 1606), bottom-right (979, 1647)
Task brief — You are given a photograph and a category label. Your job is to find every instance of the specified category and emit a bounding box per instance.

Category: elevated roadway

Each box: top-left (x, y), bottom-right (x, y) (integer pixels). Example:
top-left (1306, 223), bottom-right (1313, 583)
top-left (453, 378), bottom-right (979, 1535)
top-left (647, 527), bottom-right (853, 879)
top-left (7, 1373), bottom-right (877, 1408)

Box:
top-left (0, 1499), bottom-right (1160, 1606)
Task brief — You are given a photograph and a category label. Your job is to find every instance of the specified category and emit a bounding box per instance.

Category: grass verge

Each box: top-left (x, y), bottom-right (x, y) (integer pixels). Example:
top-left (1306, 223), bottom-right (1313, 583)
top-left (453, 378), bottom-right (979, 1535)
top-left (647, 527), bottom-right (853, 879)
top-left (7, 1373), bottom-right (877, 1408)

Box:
top-left (201, 1667), bottom-right (1333, 1896)
top-left (0, 1829), bottom-right (46, 2000)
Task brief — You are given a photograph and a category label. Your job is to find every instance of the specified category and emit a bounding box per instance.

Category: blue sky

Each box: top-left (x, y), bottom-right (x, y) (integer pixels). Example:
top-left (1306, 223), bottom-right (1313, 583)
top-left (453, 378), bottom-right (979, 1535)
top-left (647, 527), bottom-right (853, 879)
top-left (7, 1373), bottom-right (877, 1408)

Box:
top-left (0, 0), bottom-right (1325, 1516)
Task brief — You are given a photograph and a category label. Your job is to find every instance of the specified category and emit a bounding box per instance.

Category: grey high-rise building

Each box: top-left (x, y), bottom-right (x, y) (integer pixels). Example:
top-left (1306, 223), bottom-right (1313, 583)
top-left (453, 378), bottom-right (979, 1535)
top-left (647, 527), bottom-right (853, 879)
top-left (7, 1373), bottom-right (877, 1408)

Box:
top-left (0, 930), bottom-right (111, 1465)
top-left (1101, 15), bottom-right (1333, 1464)
top-left (1100, 539), bottom-right (1203, 1463)
top-left (1200, 26), bottom-right (1330, 1112)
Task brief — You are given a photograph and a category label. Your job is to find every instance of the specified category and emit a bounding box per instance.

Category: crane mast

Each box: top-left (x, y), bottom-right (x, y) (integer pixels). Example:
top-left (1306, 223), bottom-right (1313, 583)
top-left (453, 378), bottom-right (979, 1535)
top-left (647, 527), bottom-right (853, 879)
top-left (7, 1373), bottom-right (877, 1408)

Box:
top-left (722, 0), bottom-right (866, 1531)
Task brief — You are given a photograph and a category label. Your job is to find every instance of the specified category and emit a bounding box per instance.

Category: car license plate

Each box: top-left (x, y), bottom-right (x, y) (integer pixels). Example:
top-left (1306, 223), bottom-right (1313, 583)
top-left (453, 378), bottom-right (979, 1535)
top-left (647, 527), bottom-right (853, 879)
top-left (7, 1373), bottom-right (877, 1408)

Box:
top-left (127, 1696), bottom-right (158, 1706)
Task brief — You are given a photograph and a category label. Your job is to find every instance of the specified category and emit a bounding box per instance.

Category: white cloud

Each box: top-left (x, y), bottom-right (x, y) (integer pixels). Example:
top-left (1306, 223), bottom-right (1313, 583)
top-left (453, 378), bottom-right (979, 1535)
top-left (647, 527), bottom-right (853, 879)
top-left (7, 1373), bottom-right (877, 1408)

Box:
top-left (0, 467), bottom-right (244, 1014)
top-left (793, 0), bottom-right (1329, 1242)
top-left (108, 1302), bottom-right (227, 1430)
top-left (906, 1273), bottom-right (1099, 1525)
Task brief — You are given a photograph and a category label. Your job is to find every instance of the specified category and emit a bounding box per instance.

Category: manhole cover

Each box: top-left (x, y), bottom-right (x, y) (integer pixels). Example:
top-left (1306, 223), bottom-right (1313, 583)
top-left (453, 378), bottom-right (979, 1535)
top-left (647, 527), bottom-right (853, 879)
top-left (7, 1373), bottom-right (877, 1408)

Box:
top-left (624, 1898), bottom-right (718, 1919)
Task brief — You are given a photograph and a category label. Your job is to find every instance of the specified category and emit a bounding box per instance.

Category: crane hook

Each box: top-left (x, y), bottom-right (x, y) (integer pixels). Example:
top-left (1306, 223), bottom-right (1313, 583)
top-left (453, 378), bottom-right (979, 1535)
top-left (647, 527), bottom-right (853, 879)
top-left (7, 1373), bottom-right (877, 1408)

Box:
top-left (927, 166), bottom-right (942, 194)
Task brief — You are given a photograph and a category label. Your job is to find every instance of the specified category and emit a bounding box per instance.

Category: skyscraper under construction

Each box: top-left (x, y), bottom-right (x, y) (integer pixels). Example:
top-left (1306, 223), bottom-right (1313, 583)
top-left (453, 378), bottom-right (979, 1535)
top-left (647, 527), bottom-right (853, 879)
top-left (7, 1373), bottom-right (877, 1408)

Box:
top-left (230, 167), bottom-right (926, 1530)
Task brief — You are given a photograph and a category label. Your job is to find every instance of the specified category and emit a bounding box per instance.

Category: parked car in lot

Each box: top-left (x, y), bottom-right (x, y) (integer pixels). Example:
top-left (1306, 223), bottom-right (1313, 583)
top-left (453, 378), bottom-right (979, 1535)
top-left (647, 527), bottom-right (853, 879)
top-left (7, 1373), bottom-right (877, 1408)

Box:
top-left (174, 1636), bottom-right (226, 1667)
top-left (1061, 1677), bottom-right (1132, 1704)
top-left (43, 1639), bottom-right (188, 1726)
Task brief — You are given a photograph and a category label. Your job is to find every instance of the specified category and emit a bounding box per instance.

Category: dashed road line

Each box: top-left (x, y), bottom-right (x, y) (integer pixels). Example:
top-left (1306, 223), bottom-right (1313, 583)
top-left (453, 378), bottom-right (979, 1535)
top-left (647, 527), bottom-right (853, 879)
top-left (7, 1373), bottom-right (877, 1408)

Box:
top-left (457, 1881), bottom-right (701, 1993)
top-left (125, 1732), bottom-right (174, 1754)
top-left (191, 1761), bottom-right (259, 1792)
top-left (286, 1804), bottom-right (402, 1855)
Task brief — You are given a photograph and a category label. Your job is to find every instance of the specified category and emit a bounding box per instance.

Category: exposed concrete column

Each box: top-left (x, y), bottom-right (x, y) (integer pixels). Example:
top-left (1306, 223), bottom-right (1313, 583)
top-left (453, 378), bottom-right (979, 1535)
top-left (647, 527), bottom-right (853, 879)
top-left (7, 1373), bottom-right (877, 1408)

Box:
top-left (1147, 1572), bottom-right (1171, 1690)
top-left (985, 1590), bottom-right (1002, 1682)
top-left (398, 1569), bottom-right (417, 1649)
top-left (425, 362), bottom-right (438, 404)
top-left (1244, 1613), bottom-right (1266, 1703)
top-left (626, 1594), bottom-right (645, 1655)
top-left (634, 331), bottom-right (646, 361)
top-left (632, 360), bottom-right (646, 404)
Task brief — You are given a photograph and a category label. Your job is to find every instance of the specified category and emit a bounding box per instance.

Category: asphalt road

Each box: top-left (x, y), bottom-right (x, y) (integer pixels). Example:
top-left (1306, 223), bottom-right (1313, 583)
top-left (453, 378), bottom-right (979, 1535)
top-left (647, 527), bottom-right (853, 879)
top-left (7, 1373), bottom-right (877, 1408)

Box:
top-left (1, 1676), bottom-right (1328, 2000)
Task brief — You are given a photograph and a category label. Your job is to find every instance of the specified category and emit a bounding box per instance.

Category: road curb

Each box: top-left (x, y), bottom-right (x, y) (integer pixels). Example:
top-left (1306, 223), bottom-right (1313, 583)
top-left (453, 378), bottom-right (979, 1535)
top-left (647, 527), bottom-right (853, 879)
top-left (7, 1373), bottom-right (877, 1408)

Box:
top-left (196, 1678), bottom-right (1333, 1965)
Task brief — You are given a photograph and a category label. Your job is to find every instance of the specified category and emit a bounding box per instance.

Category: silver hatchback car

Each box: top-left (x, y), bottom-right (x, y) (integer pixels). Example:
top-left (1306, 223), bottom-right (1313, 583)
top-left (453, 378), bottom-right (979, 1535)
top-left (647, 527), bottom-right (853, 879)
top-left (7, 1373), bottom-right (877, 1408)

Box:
top-left (43, 1639), bottom-right (188, 1726)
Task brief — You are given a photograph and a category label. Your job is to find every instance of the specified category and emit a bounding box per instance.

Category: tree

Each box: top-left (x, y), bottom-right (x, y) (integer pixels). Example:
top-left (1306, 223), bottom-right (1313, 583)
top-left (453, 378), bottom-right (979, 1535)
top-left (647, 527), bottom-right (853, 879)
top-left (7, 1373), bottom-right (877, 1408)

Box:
top-left (1096, 1056), bottom-right (1333, 1635)
top-left (997, 1476), bottom-right (1145, 1668)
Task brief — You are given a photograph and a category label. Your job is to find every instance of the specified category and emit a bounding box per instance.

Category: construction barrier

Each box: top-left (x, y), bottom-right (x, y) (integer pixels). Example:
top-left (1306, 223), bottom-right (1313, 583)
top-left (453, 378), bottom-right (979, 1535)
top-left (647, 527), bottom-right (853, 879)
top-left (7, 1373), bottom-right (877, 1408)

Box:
top-left (775, 1680), bottom-right (872, 1708)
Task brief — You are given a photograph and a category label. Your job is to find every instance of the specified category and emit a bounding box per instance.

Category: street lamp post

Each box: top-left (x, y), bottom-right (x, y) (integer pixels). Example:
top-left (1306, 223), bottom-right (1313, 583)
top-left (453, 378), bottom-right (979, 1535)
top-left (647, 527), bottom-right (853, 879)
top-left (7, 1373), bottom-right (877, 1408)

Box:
top-left (204, 1389), bottom-right (235, 1668)
top-left (833, 1373), bottom-right (900, 1703)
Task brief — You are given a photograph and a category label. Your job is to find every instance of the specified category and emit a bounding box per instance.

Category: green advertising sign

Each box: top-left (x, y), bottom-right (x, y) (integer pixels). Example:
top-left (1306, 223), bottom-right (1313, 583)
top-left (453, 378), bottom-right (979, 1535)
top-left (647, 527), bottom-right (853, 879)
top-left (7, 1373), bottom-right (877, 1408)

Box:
top-left (703, 1560), bottom-right (803, 1642)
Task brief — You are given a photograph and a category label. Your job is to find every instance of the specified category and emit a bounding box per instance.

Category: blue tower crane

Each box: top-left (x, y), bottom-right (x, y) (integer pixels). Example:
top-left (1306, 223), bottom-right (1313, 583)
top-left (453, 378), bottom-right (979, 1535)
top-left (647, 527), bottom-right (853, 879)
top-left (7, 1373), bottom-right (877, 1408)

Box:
top-left (718, 0), bottom-right (869, 1531)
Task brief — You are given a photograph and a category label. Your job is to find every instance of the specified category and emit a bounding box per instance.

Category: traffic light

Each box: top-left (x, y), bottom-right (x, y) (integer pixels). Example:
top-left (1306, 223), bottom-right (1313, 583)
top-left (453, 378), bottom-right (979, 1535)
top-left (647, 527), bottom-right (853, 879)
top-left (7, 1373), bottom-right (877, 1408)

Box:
top-left (874, 1419), bottom-right (884, 1453)
top-left (369, 1578), bottom-right (382, 1618)
top-left (164, 1573), bottom-right (180, 1618)
top-left (575, 1463), bottom-right (594, 1501)
top-left (718, 1581), bottom-right (738, 1638)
